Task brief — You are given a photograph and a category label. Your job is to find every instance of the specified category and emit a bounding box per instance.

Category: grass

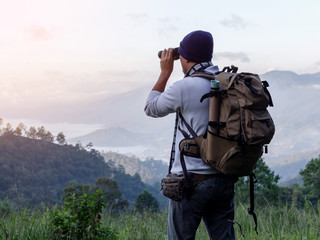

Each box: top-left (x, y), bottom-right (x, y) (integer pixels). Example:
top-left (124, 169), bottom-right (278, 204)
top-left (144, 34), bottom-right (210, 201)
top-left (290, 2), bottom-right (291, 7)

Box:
top-left (0, 202), bottom-right (319, 240)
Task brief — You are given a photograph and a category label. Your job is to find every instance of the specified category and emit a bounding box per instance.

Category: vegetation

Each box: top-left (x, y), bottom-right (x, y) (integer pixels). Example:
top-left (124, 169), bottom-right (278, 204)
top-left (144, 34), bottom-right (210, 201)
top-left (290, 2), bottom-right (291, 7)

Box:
top-left (0, 120), bottom-right (166, 209)
top-left (134, 190), bottom-right (159, 213)
top-left (101, 151), bottom-right (168, 186)
top-left (49, 189), bottom-right (117, 240)
top-left (0, 132), bottom-right (108, 207)
top-left (300, 157), bottom-right (320, 204)
top-left (0, 119), bottom-right (320, 239)
top-left (0, 199), bottom-right (319, 239)
top-left (235, 159), bottom-right (281, 206)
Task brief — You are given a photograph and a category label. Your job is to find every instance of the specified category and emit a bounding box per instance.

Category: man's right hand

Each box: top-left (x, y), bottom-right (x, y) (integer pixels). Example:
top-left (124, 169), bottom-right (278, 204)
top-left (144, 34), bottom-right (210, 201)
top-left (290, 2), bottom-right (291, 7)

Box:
top-left (160, 48), bottom-right (174, 78)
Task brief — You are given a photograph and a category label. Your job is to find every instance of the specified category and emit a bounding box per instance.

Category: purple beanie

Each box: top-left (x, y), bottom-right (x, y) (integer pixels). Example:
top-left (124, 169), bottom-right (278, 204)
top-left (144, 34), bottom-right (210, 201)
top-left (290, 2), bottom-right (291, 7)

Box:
top-left (178, 30), bottom-right (213, 62)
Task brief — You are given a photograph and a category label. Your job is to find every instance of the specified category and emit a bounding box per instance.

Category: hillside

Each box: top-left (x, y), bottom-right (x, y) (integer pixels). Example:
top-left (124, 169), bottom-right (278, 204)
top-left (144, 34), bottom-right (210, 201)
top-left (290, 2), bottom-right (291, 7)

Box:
top-left (0, 133), bottom-right (166, 207)
top-left (102, 151), bottom-right (168, 185)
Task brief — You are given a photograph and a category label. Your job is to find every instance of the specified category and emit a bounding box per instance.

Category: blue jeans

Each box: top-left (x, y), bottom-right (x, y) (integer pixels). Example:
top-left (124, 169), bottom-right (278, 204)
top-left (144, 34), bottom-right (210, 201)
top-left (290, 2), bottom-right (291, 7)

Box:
top-left (167, 175), bottom-right (237, 240)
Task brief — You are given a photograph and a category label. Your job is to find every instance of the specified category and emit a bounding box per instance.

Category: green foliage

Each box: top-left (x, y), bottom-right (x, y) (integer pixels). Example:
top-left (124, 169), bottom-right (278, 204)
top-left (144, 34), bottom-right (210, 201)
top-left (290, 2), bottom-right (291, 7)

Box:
top-left (0, 132), bottom-right (164, 209)
top-left (0, 198), bottom-right (319, 239)
top-left (279, 183), bottom-right (306, 208)
top-left (49, 189), bottom-right (118, 240)
top-left (63, 179), bottom-right (130, 214)
top-left (0, 198), bottom-right (12, 216)
top-left (62, 182), bottom-right (91, 200)
top-left (0, 133), bottom-right (110, 207)
top-left (104, 156), bottom-right (168, 209)
top-left (92, 178), bottom-right (121, 201)
top-left (107, 160), bottom-right (167, 209)
top-left (235, 158), bottom-right (280, 206)
top-left (134, 189), bottom-right (159, 213)
top-left (300, 157), bottom-right (320, 204)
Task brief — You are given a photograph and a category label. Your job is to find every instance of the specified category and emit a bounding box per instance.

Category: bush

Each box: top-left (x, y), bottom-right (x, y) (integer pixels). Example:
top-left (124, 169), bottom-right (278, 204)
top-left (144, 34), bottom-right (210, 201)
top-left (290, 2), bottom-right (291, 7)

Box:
top-left (49, 189), bottom-right (118, 240)
top-left (134, 189), bottom-right (159, 213)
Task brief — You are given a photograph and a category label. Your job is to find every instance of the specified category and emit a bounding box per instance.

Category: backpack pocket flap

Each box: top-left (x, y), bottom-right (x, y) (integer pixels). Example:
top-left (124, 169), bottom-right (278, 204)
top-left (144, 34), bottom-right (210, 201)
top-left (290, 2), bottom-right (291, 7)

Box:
top-left (243, 109), bottom-right (275, 145)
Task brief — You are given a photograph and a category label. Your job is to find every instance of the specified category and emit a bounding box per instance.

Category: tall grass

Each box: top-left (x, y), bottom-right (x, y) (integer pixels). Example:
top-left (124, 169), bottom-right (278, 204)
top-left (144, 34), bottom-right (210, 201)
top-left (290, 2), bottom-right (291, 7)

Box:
top-left (0, 201), bottom-right (319, 240)
top-left (0, 209), bottom-right (51, 240)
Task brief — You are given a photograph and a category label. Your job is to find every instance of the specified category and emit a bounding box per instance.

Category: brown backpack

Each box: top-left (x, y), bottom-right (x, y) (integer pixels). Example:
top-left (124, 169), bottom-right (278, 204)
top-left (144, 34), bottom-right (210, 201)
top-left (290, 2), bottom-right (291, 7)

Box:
top-left (179, 66), bottom-right (275, 177)
top-left (177, 66), bottom-right (275, 234)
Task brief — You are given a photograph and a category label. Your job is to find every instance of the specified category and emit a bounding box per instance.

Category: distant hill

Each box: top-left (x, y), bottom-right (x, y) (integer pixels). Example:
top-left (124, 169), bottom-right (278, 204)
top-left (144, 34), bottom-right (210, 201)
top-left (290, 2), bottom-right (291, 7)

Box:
top-left (102, 151), bottom-right (168, 185)
top-left (0, 133), bottom-right (166, 208)
top-left (70, 127), bottom-right (153, 147)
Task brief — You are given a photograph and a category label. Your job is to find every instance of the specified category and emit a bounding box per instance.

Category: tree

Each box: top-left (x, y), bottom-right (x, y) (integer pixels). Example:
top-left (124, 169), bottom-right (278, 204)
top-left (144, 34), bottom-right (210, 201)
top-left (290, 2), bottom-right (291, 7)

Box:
top-left (62, 182), bottom-right (90, 200)
top-left (0, 118), bottom-right (3, 135)
top-left (4, 123), bottom-right (13, 133)
top-left (91, 178), bottom-right (122, 202)
top-left (134, 189), bottom-right (159, 213)
top-left (235, 158), bottom-right (280, 206)
top-left (36, 126), bottom-right (47, 140)
top-left (27, 126), bottom-right (37, 139)
top-left (14, 122), bottom-right (26, 136)
top-left (56, 132), bottom-right (67, 145)
top-left (299, 157), bottom-right (320, 204)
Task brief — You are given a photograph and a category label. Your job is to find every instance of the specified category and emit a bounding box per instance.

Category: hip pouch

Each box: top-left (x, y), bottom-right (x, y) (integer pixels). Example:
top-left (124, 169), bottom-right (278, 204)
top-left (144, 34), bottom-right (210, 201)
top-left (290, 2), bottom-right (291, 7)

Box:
top-left (161, 173), bottom-right (186, 201)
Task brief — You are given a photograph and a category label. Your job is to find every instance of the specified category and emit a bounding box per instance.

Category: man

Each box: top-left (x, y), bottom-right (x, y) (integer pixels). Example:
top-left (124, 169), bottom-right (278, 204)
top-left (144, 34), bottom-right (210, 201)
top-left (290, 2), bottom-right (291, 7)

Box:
top-left (144, 30), bottom-right (237, 240)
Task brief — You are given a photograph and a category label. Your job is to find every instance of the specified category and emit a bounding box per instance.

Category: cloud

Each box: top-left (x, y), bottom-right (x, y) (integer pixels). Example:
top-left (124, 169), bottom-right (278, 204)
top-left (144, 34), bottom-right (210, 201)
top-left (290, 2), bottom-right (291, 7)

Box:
top-left (126, 13), bottom-right (149, 25)
top-left (25, 25), bottom-right (51, 40)
top-left (220, 14), bottom-right (248, 29)
top-left (157, 17), bottom-right (180, 39)
top-left (315, 60), bottom-right (320, 66)
top-left (215, 52), bottom-right (250, 62)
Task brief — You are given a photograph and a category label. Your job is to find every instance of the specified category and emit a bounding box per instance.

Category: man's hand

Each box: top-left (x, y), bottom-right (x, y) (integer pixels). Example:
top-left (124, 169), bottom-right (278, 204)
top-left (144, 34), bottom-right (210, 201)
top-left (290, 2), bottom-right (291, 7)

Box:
top-left (160, 48), bottom-right (174, 77)
top-left (152, 48), bottom-right (175, 92)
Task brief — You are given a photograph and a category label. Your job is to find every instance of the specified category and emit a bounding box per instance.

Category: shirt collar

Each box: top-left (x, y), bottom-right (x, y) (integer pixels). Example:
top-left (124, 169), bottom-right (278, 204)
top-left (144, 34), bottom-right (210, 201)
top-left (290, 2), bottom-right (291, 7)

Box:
top-left (185, 61), bottom-right (213, 77)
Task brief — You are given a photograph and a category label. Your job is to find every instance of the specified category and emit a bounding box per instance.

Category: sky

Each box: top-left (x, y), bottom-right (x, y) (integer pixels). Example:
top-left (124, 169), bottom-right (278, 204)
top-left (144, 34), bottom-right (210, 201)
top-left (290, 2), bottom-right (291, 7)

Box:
top-left (1, 0), bottom-right (320, 135)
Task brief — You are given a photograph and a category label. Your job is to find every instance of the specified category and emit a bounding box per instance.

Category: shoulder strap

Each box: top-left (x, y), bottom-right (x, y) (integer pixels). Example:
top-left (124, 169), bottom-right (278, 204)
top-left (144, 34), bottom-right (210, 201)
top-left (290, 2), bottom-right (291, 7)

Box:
top-left (190, 72), bottom-right (216, 80)
top-left (178, 112), bottom-right (198, 139)
top-left (168, 112), bottom-right (179, 174)
top-left (169, 112), bottom-right (193, 197)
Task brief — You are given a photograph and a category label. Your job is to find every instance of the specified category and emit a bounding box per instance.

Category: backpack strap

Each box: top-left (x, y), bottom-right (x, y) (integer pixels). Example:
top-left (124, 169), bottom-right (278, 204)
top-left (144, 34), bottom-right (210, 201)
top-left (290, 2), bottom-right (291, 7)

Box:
top-left (248, 173), bottom-right (259, 235)
top-left (178, 112), bottom-right (198, 139)
top-left (168, 112), bottom-right (193, 192)
top-left (168, 112), bottom-right (179, 174)
top-left (262, 81), bottom-right (274, 107)
top-left (180, 149), bottom-right (192, 191)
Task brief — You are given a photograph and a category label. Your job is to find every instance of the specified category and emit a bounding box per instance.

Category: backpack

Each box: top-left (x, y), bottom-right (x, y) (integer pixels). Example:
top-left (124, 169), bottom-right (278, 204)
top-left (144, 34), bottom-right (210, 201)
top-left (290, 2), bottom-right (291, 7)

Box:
top-left (180, 65), bottom-right (275, 175)
top-left (178, 65), bottom-right (275, 234)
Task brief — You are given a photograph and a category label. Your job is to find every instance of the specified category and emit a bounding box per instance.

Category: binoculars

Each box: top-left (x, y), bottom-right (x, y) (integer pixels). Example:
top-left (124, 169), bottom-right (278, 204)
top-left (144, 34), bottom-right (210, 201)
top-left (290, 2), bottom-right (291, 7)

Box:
top-left (158, 47), bottom-right (180, 60)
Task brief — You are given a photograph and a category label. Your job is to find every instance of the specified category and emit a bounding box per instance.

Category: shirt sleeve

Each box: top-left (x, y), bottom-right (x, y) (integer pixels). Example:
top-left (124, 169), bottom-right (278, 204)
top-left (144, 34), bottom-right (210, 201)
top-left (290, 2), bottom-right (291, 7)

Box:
top-left (144, 82), bottom-right (182, 118)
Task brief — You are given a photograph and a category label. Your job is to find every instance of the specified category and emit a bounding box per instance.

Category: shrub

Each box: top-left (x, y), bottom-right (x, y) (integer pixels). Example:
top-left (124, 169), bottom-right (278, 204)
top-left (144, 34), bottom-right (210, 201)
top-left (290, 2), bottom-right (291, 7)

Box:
top-left (49, 188), bottom-right (118, 240)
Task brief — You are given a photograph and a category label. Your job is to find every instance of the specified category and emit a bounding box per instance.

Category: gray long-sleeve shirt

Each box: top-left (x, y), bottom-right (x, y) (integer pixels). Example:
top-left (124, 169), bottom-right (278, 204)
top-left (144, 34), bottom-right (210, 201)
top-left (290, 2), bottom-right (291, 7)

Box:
top-left (144, 64), bottom-right (219, 174)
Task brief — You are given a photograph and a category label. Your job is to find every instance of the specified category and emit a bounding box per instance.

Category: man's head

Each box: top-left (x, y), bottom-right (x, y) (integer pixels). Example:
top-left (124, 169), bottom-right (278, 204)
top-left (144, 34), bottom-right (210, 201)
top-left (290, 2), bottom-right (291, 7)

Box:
top-left (178, 30), bottom-right (214, 63)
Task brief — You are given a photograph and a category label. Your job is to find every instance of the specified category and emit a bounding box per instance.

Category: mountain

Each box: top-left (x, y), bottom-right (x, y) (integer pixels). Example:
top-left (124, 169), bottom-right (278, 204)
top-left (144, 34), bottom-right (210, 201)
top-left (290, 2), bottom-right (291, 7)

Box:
top-left (70, 127), bottom-right (153, 147)
top-left (0, 133), bottom-right (166, 208)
